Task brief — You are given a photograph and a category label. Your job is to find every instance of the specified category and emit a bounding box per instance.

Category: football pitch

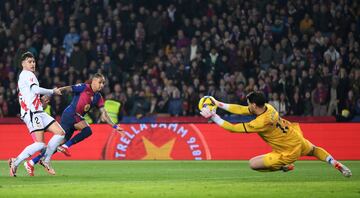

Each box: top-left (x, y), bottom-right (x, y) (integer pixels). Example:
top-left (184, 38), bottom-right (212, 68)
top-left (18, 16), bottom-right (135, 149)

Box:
top-left (0, 161), bottom-right (359, 198)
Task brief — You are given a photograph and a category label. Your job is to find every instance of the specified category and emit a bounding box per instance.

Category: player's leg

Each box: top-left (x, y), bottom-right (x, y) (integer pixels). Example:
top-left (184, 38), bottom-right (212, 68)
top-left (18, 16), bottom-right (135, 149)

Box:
top-left (62, 120), bottom-right (92, 149)
top-left (29, 124), bottom-right (75, 164)
top-left (249, 153), bottom-right (287, 172)
top-left (10, 111), bottom-right (48, 177)
top-left (249, 152), bottom-right (294, 172)
top-left (35, 113), bottom-right (65, 175)
top-left (249, 154), bottom-right (270, 171)
top-left (43, 120), bottom-right (65, 156)
top-left (56, 125), bottom-right (76, 156)
top-left (10, 131), bottom-right (46, 177)
top-left (55, 113), bottom-right (77, 156)
top-left (304, 139), bottom-right (352, 177)
top-left (36, 121), bottom-right (65, 175)
top-left (25, 149), bottom-right (45, 171)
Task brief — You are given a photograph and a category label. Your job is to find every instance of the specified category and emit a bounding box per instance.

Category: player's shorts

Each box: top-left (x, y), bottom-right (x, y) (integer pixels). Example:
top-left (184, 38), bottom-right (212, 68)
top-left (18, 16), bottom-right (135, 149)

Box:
top-left (61, 110), bottom-right (85, 141)
top-left (263, 141), bottom-right (312, 170)
top-left (263, 130), bottom-right (313, 170)
top-left (21, 111), bottom-right (56, 133)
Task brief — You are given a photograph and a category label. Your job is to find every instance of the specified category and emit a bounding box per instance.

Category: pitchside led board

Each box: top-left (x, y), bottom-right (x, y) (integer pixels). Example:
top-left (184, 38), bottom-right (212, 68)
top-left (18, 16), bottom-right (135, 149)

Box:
top-left (0, 123), bottom-right (360, 160)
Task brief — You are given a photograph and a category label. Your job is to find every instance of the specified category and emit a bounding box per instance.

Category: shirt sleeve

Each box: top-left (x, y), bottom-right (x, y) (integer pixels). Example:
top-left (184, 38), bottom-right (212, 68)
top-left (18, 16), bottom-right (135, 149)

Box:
top-left (227, 104), bottom-right (252, 115)
top-left (218, 102), bottom-right (252, 115)
top-left (71, 83), bottom-right (86, 93)
top-left (31, 85), bottom-right (54, 95)
top-left (212, 114), bottom-right (270, 133)
top-left (27, 72), bottom-right (39, 89)
top-left (26, 72), bottom-right (54, 95)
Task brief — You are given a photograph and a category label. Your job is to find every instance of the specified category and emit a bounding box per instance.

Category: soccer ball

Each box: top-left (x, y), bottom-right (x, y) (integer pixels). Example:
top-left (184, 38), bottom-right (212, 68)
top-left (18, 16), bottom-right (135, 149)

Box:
top-left (198, 96), bottom-right (217, 111)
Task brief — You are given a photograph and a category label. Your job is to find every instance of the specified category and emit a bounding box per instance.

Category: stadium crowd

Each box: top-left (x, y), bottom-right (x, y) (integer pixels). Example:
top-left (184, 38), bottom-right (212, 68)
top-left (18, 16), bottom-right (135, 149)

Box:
top-left (0, 0), bottom-right (360, 120)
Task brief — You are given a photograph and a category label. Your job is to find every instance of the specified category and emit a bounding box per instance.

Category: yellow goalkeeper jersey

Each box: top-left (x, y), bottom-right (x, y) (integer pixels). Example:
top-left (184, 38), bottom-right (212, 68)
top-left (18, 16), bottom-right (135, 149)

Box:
top-left (220, 103), bottom-right (305, 153)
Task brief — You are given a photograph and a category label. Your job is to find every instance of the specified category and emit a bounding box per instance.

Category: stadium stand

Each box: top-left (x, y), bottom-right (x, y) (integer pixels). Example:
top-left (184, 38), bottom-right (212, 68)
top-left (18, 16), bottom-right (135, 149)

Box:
top-left (0, 0), bottom-right (359, 122)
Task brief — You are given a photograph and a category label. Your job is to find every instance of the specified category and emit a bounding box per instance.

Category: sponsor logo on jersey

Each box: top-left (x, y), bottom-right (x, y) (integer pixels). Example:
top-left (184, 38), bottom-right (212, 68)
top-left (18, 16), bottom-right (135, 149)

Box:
top-left (84, 104), bottom-right (90, 112)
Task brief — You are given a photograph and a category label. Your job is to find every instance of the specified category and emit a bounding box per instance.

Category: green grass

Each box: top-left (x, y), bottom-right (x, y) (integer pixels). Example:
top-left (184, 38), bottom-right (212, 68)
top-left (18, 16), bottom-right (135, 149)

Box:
top-left (0, 161), bottom-right (359, 198)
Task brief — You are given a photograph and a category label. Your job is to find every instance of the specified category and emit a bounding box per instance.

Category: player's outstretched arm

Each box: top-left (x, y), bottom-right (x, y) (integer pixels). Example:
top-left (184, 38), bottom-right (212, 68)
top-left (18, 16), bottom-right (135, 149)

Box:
top-left (209, 96), bottom-right (252, 115)
top-left (31, 84), bottom-right (61, 95)
top-left (99, 107), bottom-right (124, 135)
top-left (200, 108), bottom-right (260, 133)
top-left (58, 86), bottom-right (72, 93)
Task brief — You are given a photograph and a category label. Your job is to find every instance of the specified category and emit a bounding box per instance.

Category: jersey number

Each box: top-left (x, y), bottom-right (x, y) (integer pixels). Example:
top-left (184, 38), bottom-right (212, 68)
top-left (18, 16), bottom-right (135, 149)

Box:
top-left (34, 117), bottom-right (40, 125)
top-left (276, 119), bottom-right (289, 133)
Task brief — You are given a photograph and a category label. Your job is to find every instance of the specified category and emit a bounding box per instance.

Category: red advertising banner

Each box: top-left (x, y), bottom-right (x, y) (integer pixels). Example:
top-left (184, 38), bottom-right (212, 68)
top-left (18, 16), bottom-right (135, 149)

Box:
top-left (0, 123), bottom-right (359, 160)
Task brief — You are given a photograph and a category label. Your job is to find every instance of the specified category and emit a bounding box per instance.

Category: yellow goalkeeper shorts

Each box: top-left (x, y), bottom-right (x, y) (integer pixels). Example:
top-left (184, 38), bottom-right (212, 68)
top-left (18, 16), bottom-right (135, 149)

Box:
top-left (263, 138), bottom-right (313, 170)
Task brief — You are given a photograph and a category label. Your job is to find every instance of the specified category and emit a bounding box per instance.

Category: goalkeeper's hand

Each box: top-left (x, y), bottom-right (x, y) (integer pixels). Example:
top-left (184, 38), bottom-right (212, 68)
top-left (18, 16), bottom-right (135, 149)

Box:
top-left (206, 96), bottom-right (228, 109)
top-left (206, 96), bottom-right (220, 106)
top-left (200, 106), bottom-right (217, 119)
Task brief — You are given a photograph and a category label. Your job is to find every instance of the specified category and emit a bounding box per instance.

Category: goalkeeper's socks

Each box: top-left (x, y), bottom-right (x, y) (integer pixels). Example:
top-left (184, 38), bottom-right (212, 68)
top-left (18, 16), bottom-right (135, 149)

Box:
top-left (313, 147), bottom-right (331, 162)
top-left (326, 156), bottom-right (336, 166)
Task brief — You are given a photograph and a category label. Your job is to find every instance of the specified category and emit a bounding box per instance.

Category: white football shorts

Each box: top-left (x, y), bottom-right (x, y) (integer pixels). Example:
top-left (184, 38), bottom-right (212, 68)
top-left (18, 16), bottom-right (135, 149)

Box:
top-left (22, 111), bottom-right (56, 133)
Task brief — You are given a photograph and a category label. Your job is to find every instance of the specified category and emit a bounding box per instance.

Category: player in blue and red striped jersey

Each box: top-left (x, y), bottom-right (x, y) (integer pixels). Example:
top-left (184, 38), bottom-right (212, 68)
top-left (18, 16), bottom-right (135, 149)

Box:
top-left (24, 73), bottom-right (124, 176)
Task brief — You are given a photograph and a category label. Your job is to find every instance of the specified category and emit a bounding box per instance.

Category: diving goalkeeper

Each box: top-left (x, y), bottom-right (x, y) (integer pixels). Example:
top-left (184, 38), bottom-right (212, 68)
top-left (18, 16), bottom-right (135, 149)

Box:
top-left (200, 91), bottom-right (352, 177)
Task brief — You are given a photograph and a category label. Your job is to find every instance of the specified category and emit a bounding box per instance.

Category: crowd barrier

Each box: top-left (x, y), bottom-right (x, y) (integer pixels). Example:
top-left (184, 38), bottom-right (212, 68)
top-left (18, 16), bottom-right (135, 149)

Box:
top-left (0, 123), bottom-right (359, 160)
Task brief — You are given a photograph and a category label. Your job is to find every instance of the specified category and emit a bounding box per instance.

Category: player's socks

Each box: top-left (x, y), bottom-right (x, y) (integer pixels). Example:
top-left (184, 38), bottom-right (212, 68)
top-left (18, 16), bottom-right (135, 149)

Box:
top-left (13, 142), bottom-right (46, 167)
top-left (313, 147), bottom-right (338, 166)
top-left (313, 147), bottom-right (331, 162)
top-left (313, 147), bottom-right (335, 165)
top-left (43, 134), bottom-right (64, 162)
top-left (325, 155), bottom-right (336, 166)
top-left (31, 152), bottom-right (45, 164)
top-left (64, 139), bottom-right (74, 148)
top-left (65, 126), bottom-right (92, 147)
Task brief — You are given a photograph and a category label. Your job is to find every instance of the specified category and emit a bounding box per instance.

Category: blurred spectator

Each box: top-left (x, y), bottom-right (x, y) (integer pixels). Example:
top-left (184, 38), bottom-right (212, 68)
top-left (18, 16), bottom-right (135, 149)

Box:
top-left (278, 93), bottom-right (289, 116)
top-left (63, 27), bottom-right (80, 57)
top-left (299, 13), bottom-right (314, 34)
top-left (130, 90), bottom-right (150, 118)
top-left (0, 94), bottom-right (8, 117)
top-left (168, 89), bottom-right (183, 116)
top-left (327, 77), bottom-right (339, 116)
top-left (69, 44), bottom-right (87, 71)
top-left (269, 93), bottom-right (280, 112)
top-left (303, 91), bottom-right (313, 116)
top-left (289, 92), bottom-right (304, 116)
top-left (312, 81), bottom-right (328, 116)
top-left (259, 40), bottom-right (273, 70)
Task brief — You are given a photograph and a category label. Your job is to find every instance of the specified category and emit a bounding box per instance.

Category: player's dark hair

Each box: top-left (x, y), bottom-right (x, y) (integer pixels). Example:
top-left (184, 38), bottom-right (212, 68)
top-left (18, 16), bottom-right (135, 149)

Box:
top-left (20, 51), bottom-right (34, 62)
top-left (246, 91), bottom-right (266, 107)
top-left (14, 50), bottom-right (34, 68)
